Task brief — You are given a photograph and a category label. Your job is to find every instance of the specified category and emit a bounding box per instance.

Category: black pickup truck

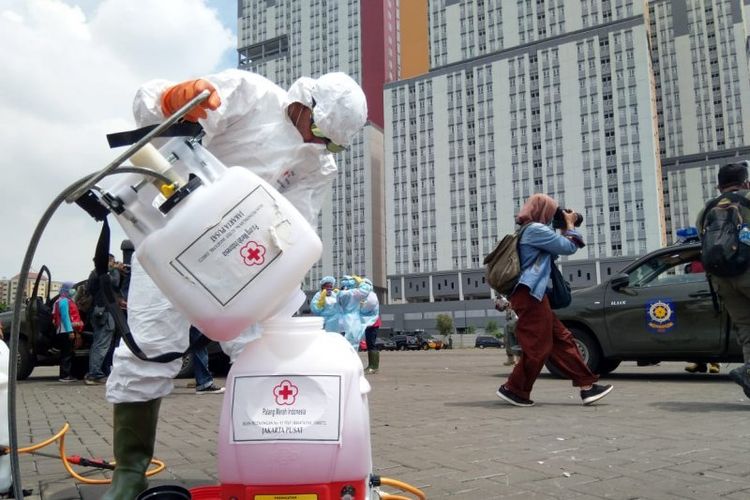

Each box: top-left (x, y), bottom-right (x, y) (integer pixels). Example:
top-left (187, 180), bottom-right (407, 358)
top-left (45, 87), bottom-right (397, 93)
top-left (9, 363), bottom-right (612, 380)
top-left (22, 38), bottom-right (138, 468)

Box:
top-left (390, 330), bottom-right (425, 350)
top-left (550, 241), bottom-right (741, 377)
top-left (2, 266), bottom-right (229, 380)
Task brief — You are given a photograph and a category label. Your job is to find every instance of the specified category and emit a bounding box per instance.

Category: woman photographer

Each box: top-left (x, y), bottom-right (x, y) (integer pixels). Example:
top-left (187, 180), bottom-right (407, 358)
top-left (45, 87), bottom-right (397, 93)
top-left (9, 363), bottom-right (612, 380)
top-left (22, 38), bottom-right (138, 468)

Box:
top-left (496, 193), bottom-right (613, 407)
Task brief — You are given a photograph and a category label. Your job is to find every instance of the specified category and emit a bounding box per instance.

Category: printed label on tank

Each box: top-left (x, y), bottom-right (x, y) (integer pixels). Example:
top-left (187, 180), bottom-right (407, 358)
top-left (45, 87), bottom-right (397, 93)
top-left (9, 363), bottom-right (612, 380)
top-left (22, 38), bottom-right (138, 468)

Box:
top-left (171, 185), bottom-right (288, 306)
top-left (231, 375), bottom-right (342, 443)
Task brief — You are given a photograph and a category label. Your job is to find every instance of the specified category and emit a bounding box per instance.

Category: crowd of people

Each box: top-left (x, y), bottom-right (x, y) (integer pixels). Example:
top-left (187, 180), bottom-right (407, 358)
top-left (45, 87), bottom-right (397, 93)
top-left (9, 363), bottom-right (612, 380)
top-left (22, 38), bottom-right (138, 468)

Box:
top-left (49, 253), bottom-right (128, 384)
top-left (51, 252), bottom-right (225, 394)
top-left (310, 274), bottom-right (381, 374)
top-left (45, 57), bottom-right (750, 499)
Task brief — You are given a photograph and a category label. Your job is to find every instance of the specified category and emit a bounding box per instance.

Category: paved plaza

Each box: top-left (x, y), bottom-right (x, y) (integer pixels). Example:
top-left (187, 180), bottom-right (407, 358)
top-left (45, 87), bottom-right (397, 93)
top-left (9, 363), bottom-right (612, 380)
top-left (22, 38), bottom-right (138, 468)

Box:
top-left (12, 349), bottom-right (750, 499)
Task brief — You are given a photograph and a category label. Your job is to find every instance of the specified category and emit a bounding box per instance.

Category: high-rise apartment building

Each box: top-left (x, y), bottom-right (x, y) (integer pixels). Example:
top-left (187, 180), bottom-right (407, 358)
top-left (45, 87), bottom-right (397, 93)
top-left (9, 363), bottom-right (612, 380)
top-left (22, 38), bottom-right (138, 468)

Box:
top-left (648, 0), bottom-right (750, 239)
top-left (237, 0), bottom-right (398, 290)
top-left (386, 1), bottom-right (663, 283)
top-left (0, 272), bottom-right (60, 306)
top-left (383, 0), bottom-right (750, 310)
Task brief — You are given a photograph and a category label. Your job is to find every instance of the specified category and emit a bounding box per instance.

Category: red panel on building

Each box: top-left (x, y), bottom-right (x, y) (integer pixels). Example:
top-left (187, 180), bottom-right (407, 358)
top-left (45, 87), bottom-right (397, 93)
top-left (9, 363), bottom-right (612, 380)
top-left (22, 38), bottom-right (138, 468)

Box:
top-left (360, 0), bottom-right (398, 128)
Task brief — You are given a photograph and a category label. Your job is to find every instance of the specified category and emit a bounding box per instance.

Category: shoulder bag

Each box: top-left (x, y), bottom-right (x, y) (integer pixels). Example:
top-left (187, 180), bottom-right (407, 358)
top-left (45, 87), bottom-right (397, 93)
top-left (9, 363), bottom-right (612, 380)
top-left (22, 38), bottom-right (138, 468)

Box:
top-left (547, 260), bottom-right (572, 310)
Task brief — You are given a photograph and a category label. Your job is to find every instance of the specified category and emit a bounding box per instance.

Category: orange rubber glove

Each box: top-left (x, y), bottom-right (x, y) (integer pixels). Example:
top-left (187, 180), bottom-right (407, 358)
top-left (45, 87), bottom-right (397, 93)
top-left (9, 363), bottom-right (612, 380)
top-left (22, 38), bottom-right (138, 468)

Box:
top-left (160, 79), bottom-right (221, 122)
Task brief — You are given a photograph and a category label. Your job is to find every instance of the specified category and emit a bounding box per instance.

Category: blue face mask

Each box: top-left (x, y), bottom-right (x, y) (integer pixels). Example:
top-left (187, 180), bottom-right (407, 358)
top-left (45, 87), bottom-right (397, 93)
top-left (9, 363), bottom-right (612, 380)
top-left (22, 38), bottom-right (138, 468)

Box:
top-left (359, 282), bottom-right (373, 294)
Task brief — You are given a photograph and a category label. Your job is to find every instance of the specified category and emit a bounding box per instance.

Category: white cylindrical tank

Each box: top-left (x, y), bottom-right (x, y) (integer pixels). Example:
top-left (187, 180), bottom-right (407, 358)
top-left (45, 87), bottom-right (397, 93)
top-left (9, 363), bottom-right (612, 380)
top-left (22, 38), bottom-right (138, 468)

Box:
top-left (0, 342), bottom-right (11, 492)
top-left (217, 317), bottom-right (372, 486)
top-left (107, 140), bottom-right (322, 342)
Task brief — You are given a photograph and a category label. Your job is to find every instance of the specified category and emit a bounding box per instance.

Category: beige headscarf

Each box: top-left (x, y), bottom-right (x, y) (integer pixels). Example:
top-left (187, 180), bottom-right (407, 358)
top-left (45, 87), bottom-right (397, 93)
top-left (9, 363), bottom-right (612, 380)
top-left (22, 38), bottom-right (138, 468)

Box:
top-left (515, 193), bottom-right (558, 225)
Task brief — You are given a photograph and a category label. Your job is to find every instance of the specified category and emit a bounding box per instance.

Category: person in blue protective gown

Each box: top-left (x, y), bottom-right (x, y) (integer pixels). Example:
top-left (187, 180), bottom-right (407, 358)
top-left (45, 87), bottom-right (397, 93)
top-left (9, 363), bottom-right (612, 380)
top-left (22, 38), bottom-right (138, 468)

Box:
top-left (310, 276), bottom-right (341, 333)
top-left (336, 275), bottom-right (369, 347)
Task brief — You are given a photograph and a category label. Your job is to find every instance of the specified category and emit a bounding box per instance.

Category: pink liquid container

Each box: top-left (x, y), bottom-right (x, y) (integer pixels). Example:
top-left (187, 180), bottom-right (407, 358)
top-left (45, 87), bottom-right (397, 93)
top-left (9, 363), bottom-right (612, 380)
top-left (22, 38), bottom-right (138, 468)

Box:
top-left (217, 317), bottom-right (373, 486)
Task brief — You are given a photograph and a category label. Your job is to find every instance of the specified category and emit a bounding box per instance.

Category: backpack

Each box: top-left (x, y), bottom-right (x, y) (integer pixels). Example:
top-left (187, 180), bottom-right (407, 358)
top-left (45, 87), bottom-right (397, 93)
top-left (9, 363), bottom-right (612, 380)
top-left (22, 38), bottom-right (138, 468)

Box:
top-left (483, 224), bottom-right (530, 295)
top-left (700, 191), bottom-right (750, 277)
top-left (74, 282), bottom-right (94, 317)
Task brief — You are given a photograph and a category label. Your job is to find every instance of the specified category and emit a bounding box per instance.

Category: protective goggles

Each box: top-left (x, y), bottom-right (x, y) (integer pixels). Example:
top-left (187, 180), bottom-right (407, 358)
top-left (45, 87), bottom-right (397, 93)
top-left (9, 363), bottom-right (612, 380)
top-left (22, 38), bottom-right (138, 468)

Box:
top-left (310, 123), bottom-right (346, 153)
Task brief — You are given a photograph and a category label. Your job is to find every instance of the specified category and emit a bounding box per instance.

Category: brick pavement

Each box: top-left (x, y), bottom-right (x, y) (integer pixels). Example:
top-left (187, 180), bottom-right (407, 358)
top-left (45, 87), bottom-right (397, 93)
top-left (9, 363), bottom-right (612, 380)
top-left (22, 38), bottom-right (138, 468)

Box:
top-left (11, 350), bottom-right (750, 499)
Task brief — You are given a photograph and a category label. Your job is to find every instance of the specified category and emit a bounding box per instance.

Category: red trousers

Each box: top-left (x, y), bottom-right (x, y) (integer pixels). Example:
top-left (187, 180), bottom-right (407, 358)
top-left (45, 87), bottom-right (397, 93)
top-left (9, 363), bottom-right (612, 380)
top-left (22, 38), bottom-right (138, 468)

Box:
top-left (506, 286), bottom-right (597, 400)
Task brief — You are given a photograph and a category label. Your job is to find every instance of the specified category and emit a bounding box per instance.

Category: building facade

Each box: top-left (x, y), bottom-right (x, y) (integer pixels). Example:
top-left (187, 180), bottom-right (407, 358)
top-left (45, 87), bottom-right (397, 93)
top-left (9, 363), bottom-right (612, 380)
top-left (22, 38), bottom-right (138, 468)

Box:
top-left (649, 0), bottom-right (750, 240)
top-left (381, 0), bottom-right (750, 333)
top-left (385, 0), bottom-right (664, 280)
top-left (0, 273), bottom-right (61, 306)
top-left (234, 1), bottom-right (750, 333)
top-left (236, 0), bottom-right (397, 291)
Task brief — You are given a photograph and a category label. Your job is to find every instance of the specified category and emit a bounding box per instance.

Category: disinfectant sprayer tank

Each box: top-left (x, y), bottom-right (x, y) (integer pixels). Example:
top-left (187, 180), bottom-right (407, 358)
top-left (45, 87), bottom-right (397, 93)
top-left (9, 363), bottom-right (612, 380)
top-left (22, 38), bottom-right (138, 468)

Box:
top-left (217, 317), bottom-right (372, 498)
top-left (101, 138), bottom-right (322, 342)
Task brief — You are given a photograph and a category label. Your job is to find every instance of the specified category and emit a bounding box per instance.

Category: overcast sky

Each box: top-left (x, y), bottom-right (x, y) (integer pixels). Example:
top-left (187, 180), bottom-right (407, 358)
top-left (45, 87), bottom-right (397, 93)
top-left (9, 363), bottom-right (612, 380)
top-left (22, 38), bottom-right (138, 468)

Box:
top-left (0, 0), bottom-right (237, 283)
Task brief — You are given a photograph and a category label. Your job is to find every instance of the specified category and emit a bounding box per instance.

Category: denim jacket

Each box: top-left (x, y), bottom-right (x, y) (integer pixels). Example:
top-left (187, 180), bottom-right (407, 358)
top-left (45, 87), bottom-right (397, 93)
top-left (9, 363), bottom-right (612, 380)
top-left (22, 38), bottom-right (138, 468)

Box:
top-left (515, 222), bottom-right (584, 301)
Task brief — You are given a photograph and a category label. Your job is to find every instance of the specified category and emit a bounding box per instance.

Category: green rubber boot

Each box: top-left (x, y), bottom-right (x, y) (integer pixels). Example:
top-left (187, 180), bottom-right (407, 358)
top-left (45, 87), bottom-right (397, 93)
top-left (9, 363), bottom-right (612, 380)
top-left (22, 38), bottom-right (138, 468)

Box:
top-left (365, 350), bottom-right (380, 374)
top-left (102, 398), bottom-right (162, 500)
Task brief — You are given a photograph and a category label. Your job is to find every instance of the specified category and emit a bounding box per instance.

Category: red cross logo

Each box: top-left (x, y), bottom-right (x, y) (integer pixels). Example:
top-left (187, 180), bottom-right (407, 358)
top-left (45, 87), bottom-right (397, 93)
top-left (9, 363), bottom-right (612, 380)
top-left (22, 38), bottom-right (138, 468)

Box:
top-left (240, 241), bottom-right (266, 266)
top-left (273, 379), bottom-right (298, 405)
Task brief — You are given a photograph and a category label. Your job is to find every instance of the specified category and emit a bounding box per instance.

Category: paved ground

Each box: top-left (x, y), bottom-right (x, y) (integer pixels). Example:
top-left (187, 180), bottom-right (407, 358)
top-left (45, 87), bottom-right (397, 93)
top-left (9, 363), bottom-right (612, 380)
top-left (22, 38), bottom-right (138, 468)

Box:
top-left (11, 350), bottom-right (750, 499)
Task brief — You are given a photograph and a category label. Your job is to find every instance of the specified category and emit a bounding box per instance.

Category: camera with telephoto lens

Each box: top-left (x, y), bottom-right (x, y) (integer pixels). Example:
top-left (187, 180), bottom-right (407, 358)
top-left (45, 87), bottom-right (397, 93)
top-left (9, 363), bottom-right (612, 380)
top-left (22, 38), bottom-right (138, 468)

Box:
top-left (552, 207), bottom-right (583, 229)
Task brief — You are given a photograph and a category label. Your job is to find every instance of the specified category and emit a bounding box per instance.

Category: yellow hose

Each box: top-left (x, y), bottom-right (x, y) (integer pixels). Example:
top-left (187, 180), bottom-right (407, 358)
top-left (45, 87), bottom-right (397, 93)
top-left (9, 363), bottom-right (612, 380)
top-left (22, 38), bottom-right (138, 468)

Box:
top-left (379, 477), bottom-right (427, 500)
top-left (7, 422), bottom-right (165, 484)
top-left (11, 425), bottom-right (424, 495)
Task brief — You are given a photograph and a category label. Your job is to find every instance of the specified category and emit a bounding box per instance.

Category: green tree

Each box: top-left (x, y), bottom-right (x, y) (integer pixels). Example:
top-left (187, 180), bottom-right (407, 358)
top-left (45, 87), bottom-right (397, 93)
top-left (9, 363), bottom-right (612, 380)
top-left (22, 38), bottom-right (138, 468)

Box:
top-left (465, 325), bottom-right (476, 335)
top-left (0, 302), bottom-right (6, 313)
top-left (436, 314), bottom-right (454, 346)
top-left (485, 320), bottom-right (499, 336)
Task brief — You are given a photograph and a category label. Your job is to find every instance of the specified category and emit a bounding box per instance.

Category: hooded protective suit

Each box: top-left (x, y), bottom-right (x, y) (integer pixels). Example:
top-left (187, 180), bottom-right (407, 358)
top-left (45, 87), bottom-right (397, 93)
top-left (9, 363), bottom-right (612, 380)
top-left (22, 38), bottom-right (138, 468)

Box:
top-left (106, 69), bottom-right (367, 403)
top-left (337, 278), bottom-right (370, 348)
top-left (310, 276), bottom-right (341, 333)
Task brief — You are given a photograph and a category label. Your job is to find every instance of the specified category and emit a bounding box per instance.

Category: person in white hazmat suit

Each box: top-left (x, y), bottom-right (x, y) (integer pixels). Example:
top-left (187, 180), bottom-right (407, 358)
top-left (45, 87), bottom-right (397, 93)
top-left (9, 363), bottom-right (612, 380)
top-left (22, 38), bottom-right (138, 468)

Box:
top-left (102, 70), bottom-right (367, 499)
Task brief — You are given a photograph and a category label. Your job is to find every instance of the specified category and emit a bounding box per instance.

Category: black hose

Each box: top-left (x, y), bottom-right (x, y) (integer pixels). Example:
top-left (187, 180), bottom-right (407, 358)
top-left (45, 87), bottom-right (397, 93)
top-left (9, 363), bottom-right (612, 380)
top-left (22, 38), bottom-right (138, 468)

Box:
top-left (7, 166), bottom-right (173, 499)
top-left (8, 90), bottom-right (210, 498)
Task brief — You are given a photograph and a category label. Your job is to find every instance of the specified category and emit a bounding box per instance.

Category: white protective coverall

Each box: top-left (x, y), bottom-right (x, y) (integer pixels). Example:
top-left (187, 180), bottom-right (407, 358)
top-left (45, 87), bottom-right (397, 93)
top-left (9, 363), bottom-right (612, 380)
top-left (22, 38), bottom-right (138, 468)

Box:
top-left (106, 69), bottom-right (367, 403)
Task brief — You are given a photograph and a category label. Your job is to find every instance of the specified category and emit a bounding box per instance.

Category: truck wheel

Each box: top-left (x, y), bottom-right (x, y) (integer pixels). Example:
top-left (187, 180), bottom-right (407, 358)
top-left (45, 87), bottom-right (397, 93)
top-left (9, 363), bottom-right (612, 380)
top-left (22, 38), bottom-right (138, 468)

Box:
top-left (545, 328), bottom-right (602, 378)
top-left (17, 337), bottom-right (34, 381)
top-left (598, 359), bottom-right (621, 375)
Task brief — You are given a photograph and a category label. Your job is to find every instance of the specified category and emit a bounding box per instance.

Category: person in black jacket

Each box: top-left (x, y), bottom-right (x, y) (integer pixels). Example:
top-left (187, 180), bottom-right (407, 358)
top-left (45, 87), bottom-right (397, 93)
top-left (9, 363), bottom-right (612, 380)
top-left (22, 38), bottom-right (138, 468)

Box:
top-left (85, 254), bottom-right (122, 385)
